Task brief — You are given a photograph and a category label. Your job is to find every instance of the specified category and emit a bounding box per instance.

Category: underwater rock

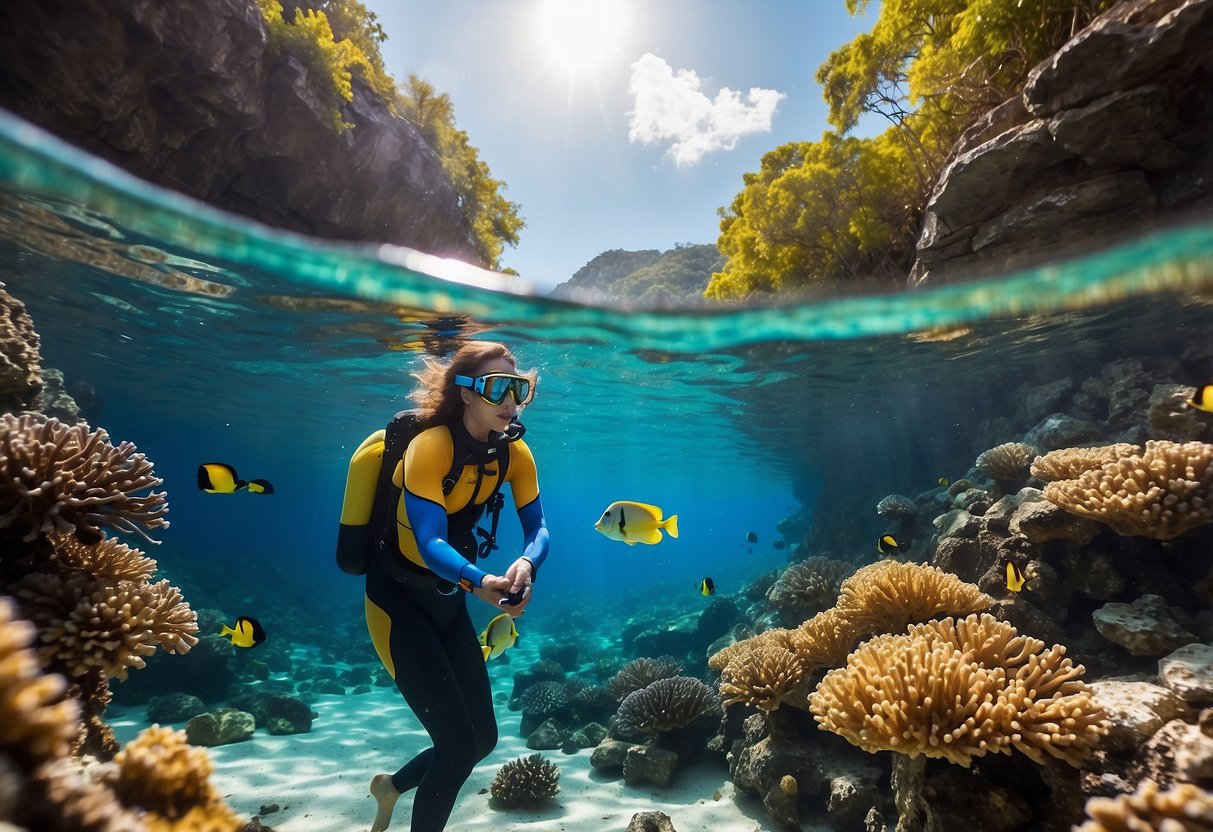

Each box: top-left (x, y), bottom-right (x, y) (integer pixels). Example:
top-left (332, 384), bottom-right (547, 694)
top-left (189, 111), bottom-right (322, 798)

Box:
top-left (526, 719), bottom-right (565, 751)
top-left (1018, 377), bottom-right (1075, 425)
top-left (264, 694), bottom-right (313, 735)
top-left (1008, 490), bottom-right (1101, 545)
top-left (825, 765), bottom-right (884, 832)
top-left (34, 368), bottom-right (81, 424)
top-left (1149, 383), bottom-right (1213, 442)
top-left (146, 692), bottom-right (207, 724)
top-left (1060, 549), bottom-right (1128, 600)
top-left (186, 707), bottom-right (255, 746)
top-left (1138, 718), bottom-right (1213, 783)
top-left (932, 508), bottom-right (980, 540)
top-left (625, 611), bottom-right (703, 664)
top-left (627, 810), bottom-right (678, 832)
top-left (1158, 642), bottom-right (1213, 704)
top-left (311, 678), bottom-right (344, 695)
top-left (1093, 594), bottom-right (1199, 656)
top-left (1023, 413), bottom-right (1102, 451)
top-left (589, 738), bottom-right (633, 773)
top-left (623, 744), bottom-right (678, 787)
top-left (891, 755), bottom-right (1033, 832)
top-left (762, 773), bottom-right (799, 830)
top-left (1088, 680), bottom-right (1190, 752)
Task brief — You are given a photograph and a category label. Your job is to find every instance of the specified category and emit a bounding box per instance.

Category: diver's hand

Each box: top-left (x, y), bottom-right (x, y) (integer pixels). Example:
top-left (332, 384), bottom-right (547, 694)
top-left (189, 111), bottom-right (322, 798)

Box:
top-left (504, 557), bottom-right (534, 596)
top-left (471, 574), bottom-right (510, 608)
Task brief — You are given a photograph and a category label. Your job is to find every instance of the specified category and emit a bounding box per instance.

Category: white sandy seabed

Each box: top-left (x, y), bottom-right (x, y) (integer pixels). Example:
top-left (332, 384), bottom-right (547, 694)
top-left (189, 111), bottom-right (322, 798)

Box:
top-left (110, 642), bottom-right (792, 832)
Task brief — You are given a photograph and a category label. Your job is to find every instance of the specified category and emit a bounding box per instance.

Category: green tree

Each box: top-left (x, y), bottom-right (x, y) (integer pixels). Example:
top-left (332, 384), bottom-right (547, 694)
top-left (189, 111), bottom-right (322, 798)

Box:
top-left (398, 75), bottom-right (524, 269)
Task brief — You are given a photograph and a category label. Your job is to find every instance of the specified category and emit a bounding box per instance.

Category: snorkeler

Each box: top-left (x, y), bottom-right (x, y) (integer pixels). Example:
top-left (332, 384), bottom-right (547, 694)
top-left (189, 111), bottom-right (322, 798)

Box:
top-left (360, 341), bottom-right (549, 832)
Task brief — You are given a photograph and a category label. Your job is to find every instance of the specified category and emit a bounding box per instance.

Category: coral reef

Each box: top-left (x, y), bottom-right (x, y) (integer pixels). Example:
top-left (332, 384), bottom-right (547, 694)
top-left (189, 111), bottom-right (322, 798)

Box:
top-left (766, 556), bottom-right (854, 625)
top-left (0, 413), bottom-right (169, 544)
top-left (608, 657), bottom-right (684, 701)
top-left (1034, 440), bottom-right (1213, 539)
top-left (1076, 780), bottom-right (1213, 830)
top-left (47, 530), bottom-right (158, 582)
top-left (614, 676), bottom-right (721, 735)
top-left (809, 613), bottom-right (1106, 767)
top-left (834, 560), bottom-right (994, 636)
top-left (718, 637), bottom-right (809, 712)
top-left (975, 441), bottom-right (1039, 482)
top-left (0, 281), bottom-right (42, 413)
top-left (876, 494), bottom-right (917, 519)
top-left (489, 753), bottom-right (560, 809)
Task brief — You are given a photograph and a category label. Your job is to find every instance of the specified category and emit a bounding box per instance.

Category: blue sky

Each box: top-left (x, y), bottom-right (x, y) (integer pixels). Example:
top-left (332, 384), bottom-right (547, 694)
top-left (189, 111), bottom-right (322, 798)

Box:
top-left (363, 1), bottom-right (875, 292)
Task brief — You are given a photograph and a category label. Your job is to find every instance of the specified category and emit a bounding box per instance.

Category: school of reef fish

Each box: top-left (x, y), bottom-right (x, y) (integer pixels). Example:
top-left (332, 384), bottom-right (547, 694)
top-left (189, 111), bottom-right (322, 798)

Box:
top-left (2, 275), bottom-right (1213, 831)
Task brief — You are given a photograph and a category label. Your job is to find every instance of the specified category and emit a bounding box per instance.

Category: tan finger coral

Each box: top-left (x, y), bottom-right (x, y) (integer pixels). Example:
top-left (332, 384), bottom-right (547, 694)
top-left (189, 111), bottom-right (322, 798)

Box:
top-left (976, 442), bottom-right (1039, 482)
top-left (767, 557), bottom-right (855, 622)
top-left (792, 609), bottom-right (861, 669)
top-left (0, 595), bottom-right (79, 770)
top-left (108, 725), bottom-right (243, 830)
top-left (1031, 443), bottom-right (1141, 482)
top-left (1038, 440), bottom-right (1213, 540)
top-left (49, 530), bottom-right (159, 583)
top-left (0, 413), bottom-right (169, 544)
top-left (719, 642), bottom-right (809, 712)
top-left (809, 613), bottom-right (1106, 768)
top-left (13, 573), bottom-right (198, 680)
top-left (834, 560), bottom-right (994, 636)
top-left (615, 676), bottom-right (722, 733)
top-left (1076, 780), bottom-right (1213, 831)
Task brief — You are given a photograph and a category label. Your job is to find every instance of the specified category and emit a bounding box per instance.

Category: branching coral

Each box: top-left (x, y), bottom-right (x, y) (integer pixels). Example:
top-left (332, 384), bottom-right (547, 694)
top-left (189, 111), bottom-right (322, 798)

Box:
top-left (48, 530), bottom-right (159, 583)
top-left (108, 724), bottom-right (244, 830)
top-left (1031, 444), bottom-right (1140, 483)
top-left (1036, 440), bottom-right (1213, 540)
top-left (792, 609), bottom-right (861, 669)
top-left (976, 442), bottom-right (1039, 482)
top-left (719, 642), bottom-right (809, 712)
top-left (767, 557), bottom-right (855, 622)
top-left (834, 560), bottom-right (994, 636)
top-left (1076, 780), bottom-right (1213, 831)
top-left (607, 656), bottom-right (684, 701)
top-left (0, 281), bottom-right (42, 409)
top-left (0, 413), bottom-right (169, 544)
top-left (615, 676), bottom-right (721, 734)
top-left (490, 753), bottom-right (560, 808)
top-left (0, 595), bottom-right (78, 770)
top-left (808, 613), bottom-right (1106, 768)
top-left (519, 680), bottom-right (569, 719)
top-left (13, 573), bottom-right (198, 680)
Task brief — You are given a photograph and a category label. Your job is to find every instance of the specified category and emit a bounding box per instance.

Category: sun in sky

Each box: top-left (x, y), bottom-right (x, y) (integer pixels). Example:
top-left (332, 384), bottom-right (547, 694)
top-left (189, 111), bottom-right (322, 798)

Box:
top-left (535, 0), bottom-right (630, 75)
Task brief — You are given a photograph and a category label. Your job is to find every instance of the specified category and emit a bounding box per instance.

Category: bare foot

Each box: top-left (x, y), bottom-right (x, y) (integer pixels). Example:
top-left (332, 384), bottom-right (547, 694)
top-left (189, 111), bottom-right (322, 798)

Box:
top-left (369, 773), bottom-right (400, 832)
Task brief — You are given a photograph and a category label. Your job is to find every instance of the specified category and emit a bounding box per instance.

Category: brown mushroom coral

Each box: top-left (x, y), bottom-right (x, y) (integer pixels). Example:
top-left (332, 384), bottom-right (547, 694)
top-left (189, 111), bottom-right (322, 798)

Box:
top-left (767, 557), bottom-right (855, 623)
top-left (834, 560), bottom-right (994, 636)
top-left (615, 676), bottom-right (722, 733)
top-left (719, 641), bottom-right (809, 712)
top-left (808, 613), bottom-right (1106, 768)
top-left (1037, 440), bottom-right (1213, 540)
top-left (13, 572), bottom-right (198, 680)
top-left (0, 413), bottom-right (169, 544)
top-left (1076, 780), bottom-right (1213, 831)
top-left (1030, 443), bottom-right (1140, 482)
top-left (607, 656), bottom-right (684, 701)
top-left (976, 442), bottom-right (1039, 482)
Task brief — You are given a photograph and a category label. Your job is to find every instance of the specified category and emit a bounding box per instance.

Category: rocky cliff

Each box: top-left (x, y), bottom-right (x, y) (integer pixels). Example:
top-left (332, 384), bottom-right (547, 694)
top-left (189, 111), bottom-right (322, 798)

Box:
top-left (912, 0), bottom-right (1213, 285)
top-left (0, 0), bottom-right (480, 262)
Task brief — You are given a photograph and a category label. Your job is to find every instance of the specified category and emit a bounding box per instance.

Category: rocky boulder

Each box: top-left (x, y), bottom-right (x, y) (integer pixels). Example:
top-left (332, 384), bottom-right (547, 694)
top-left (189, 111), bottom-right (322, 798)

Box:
top-left (912, 0), bottom-right (1213, 286)
top-left (0, 0), bottom-right (479, 261)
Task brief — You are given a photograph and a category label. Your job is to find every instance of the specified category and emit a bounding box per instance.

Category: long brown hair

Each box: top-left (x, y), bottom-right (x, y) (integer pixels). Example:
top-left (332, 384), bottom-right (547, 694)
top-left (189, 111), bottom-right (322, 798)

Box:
top-left (409, 341), bottom-right (535, 427)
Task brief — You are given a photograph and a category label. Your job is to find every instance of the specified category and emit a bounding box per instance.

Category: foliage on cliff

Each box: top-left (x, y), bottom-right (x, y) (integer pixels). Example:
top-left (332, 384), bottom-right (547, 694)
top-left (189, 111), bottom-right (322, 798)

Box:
top-left (707, 0), bottom-right (1110, 300)
top-left (256, 0), bottom-right (522, 269)
top-left (552, 244), bottom-right (722, 305)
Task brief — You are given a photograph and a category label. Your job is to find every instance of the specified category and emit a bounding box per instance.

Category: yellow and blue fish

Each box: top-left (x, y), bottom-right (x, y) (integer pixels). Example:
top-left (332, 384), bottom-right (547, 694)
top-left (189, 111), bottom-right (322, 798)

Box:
top-left (480, 612), bottom-right (519, 660)
top-left (699, 577), bottom-right (716, 596)
top-left (877, 534), bottom-right (909, 557)
top-left (198, 462), bottom-right (274, 495)
top-left (594, 501), bottom-right (679, 546)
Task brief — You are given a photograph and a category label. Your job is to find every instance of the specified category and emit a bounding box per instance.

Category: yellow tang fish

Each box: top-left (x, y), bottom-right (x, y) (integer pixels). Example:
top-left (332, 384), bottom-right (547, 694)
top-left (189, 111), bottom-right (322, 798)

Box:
top-left (1005, 561), bottom-right (1034, 593)
top-left (699, 577), bottom-right (716, 596)
top-left (594, 501), bottom-right (679, 546)
top-left (1188, 384), bottom-right (1213, 414)
top-left (219, 616), bottom-right (266, 648)
top-left (198, 463), bottom-right (275, 495)
top-left (480, 612), bottom-right (518, 661)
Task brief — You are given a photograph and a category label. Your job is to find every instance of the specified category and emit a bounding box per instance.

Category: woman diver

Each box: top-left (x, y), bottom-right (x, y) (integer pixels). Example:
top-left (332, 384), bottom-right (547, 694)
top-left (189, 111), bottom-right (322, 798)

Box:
top-left (363, 341), bottom-right (549, 832)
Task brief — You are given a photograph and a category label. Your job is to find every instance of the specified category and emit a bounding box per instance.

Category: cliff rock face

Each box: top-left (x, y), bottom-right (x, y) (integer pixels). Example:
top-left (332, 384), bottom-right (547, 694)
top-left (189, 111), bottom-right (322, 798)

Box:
top-left (0, 0), bottom-right (480, 262)
top-left (912, 0), bottom-right (1213, 286)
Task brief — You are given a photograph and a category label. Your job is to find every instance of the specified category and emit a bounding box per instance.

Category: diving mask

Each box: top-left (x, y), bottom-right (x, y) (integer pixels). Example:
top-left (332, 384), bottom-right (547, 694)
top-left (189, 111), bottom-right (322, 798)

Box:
top-left (455, 372), bottom-right (535, 406)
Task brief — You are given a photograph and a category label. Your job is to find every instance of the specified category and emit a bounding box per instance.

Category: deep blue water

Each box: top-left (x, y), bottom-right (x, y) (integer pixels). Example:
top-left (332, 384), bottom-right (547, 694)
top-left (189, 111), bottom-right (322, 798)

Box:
top-left (2, 109), bottom-right (1213, 649)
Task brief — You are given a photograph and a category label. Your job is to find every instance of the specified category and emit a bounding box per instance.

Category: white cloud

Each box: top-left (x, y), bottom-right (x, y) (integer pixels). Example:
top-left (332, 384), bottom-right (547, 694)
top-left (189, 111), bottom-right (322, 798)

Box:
top-left (627, 53), bottom-right (785, 168)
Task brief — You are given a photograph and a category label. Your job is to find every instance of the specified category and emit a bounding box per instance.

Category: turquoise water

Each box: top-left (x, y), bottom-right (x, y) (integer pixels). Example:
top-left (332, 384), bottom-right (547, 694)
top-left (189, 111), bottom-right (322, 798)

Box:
top-left (3, 109), bottom-right (1213, 621)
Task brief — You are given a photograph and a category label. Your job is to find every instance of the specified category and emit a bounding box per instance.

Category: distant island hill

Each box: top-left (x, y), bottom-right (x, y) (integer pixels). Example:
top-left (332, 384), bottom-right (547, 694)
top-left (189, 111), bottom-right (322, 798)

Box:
top-left (548, 245), bottom-right (723, 305)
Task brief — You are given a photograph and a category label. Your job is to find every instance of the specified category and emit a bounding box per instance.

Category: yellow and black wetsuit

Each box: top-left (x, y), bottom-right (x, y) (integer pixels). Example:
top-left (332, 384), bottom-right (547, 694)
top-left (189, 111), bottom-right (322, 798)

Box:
top-left (364, 418), bottom-right (548, 832)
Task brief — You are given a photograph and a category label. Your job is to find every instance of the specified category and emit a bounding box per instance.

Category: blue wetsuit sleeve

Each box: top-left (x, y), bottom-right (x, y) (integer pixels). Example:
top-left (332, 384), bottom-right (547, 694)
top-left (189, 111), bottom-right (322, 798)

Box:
top-left (404, 490), bottom-right (489, 588)
top-left (518, 497), bottom-right (549, 574)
